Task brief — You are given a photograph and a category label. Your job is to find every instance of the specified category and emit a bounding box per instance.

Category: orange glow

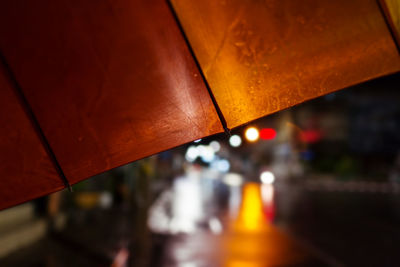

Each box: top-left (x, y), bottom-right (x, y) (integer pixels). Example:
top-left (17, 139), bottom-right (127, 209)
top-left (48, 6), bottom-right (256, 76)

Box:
top-left (224, 183), bottom-right (307, 266)
top-left (244, 127), bottom-right (260, 142)
top-left (234, 183), bottom-right (267, 232)
top-left (225, 260), bottom-right (263, 267)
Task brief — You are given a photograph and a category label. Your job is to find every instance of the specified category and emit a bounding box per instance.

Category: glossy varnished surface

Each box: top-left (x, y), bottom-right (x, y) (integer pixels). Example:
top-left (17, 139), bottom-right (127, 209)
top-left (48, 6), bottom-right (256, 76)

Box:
top-left (0, 0), bottom-right (222, 183)
top-left (171, 0), bottom-right (400, 128)
top-left (0, 64), bottom-right (64, 210)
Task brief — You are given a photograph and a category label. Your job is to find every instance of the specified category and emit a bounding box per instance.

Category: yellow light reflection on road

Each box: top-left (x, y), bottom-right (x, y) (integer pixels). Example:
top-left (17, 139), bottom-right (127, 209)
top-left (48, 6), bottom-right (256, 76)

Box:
top-left (234, 183), bottom-right (266, 232)
top-left (225, 260), bottom-right (263, 267)
top-left (224, 183), bottom-right (308, 267)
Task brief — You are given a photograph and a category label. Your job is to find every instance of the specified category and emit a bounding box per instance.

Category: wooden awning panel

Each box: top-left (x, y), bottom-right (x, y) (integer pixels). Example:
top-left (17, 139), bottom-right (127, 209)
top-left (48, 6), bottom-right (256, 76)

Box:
top-left (171, 0), bottom-right (400, 128)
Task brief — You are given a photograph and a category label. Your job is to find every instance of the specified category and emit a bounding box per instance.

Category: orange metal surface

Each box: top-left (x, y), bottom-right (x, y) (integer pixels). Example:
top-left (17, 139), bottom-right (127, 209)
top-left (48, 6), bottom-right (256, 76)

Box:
top-left (0, 64), bottom-right (64, 210)
top-left (171, 0), bottom-right (400, 129)
top-left (0, 0), bottom-right (222, 184)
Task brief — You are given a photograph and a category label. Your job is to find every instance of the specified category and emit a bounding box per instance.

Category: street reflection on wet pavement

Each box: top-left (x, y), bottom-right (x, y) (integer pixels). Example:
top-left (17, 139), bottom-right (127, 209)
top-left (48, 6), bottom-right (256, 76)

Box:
top-left (148, 167), bottom-right (325, 267)
top-left (3, 164), bottom-right (400, 266)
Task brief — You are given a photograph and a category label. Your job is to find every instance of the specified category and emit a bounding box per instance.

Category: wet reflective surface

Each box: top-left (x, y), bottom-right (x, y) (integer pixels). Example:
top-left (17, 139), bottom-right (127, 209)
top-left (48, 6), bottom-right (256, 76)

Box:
top-left (0, 63), bottom-right (63, 209)
top-left (5, 167), bottom-right (400, 266)
top-left (1, 0), bottom-right (399, 211)
top-left (1, 74), bottom-right (400, 266)
top-left (171, 0), bottom-right (400, 128)
top-left (147, 169), bottom-right (319, 266)
top-left (0, 0), bottom-right (222, 189)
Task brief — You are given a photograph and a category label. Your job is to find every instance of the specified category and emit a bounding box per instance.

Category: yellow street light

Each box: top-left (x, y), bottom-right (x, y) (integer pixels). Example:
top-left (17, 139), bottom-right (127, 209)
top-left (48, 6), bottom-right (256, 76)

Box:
top-left (245, 127), bottom-right (259, 142)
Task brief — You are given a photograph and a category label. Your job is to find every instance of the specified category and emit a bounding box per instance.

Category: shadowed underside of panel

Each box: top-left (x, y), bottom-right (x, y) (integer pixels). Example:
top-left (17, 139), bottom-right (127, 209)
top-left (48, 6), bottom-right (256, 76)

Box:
top-left (171, 0), bottom-right (400, 129)
top-left (0, 0), bottom-right (223, 186)
top-left (0, 64), bottom-right (64, 210)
